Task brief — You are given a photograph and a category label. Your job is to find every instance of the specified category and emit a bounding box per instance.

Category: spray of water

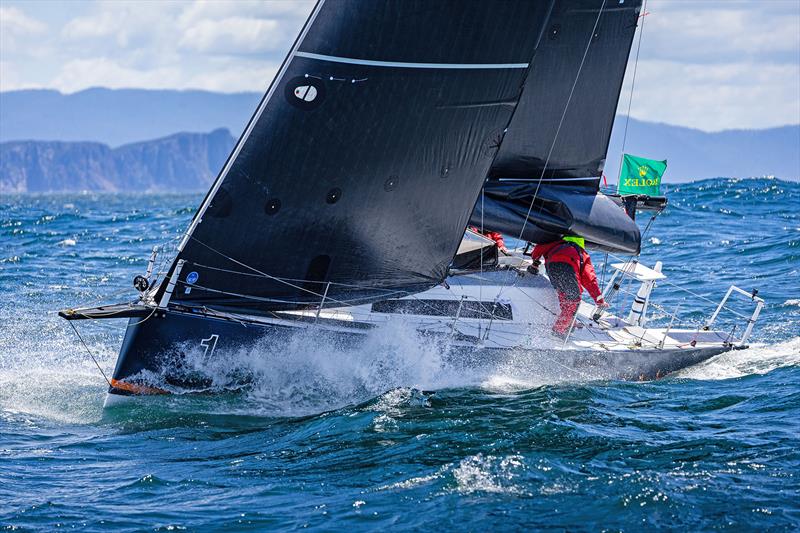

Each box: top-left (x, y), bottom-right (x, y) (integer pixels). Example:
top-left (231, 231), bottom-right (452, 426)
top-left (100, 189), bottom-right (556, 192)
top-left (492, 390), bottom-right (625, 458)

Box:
top-left (674, 337), bottom-right (800, 380)
top-left (2, 309), bottom-right (799, 421)
top-left (0, 317), bottom-right (117, 423)
top-left (162, 318), bottom-right (475, 416)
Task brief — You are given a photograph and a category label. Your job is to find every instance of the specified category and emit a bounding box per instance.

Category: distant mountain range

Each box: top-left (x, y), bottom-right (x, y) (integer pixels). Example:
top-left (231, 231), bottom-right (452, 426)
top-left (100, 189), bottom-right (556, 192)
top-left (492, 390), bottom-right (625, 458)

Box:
top-left (1, 128), bottom-right (234, 193)
top-left (604, 118), bottom-right (799, 184)
top-left (0, 88), bottom-right (797, 192)
top-left (0, 88), bottom-right (257, 147)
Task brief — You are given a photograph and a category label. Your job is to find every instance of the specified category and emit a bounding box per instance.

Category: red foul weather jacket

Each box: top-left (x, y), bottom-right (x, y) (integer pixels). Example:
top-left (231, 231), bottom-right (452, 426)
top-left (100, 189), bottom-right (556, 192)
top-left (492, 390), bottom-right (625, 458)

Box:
top-left (531, 241), bottom-right (603, 301)
top-left (469, 227), bottom-right (506, 250)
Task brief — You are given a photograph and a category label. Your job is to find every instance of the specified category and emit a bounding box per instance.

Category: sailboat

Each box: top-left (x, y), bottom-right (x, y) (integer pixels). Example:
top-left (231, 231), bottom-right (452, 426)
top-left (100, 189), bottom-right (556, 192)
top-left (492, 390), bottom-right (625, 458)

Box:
top-left (60, 0), bottom-right (763, 405)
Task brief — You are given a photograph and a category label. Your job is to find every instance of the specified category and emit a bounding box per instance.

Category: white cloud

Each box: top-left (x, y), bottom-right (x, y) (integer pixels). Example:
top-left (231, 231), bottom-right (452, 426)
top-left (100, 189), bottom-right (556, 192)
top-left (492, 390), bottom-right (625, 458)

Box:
top-left (0, 60), bottom-right (25, 92)
top-left (61, 9), bottom-right (122, 40)
top-left (41, 0), bottom-right (310, 91)
top-left (624, 60), bottom-right (800, 130)
top-left (175, 0), bottom-right (310, 55)
top-left (645, 3), bottom-right (800, 63)
top-left (58, 0), bottom-right (309, 54)
top-left (177, 0), bottom-right (313, 26)
top-left (1, 0), bottom-right (798, 131)
top-left (50, 57), bottom-right (185, 92)
top-left (0, 6), bottom-right (46, 55)
top-left (617, 0), bottom-right (800, 130)
top-left (179, 17), bottom-right (283, 54)
top-left (48, 56), bottom-right (281, 94)
top-left (60, 1), bottom-right (179, 49)
top-left (0, 6), bottom-right (46, 35)
top-left (183, 60), bottom-right (281, 92)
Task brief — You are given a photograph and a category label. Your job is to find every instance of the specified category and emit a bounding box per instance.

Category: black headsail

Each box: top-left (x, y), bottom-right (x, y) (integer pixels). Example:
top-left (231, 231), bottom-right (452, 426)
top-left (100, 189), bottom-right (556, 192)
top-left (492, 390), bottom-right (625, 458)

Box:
top-left (471, 0), bottom-right (644, 254)
top-left (160, 0), bottom-right (553, 315)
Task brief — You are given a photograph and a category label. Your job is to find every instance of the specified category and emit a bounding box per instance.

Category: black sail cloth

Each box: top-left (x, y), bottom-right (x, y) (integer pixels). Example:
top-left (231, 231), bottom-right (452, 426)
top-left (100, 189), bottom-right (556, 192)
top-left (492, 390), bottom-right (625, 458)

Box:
top-left (472, 0), bottom-right (643, 254)
top-left (163, 0), bottom-right (553, 315)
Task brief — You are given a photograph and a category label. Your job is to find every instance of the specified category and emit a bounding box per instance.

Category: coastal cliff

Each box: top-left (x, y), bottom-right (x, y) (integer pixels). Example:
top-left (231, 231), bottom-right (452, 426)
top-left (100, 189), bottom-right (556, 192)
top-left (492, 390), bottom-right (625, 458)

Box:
top-left (0, 128), bottom-right (235, 193)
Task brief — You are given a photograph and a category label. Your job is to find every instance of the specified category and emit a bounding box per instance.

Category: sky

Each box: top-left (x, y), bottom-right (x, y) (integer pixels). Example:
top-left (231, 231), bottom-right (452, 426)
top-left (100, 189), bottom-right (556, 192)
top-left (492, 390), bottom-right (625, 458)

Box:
top-left (0, 0), bottom-right (798, 132)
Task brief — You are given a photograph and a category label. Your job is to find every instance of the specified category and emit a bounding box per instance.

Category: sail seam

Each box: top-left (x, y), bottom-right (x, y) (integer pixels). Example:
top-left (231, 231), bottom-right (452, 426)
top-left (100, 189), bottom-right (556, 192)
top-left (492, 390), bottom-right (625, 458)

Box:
top-left (295, 51), bottom-right (529, 69)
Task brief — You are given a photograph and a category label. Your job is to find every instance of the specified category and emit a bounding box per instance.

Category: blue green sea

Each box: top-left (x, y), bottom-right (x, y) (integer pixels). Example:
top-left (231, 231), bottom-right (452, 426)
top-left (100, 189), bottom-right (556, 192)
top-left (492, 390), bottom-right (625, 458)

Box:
top-left (1, 177), bottom-right (799, 530)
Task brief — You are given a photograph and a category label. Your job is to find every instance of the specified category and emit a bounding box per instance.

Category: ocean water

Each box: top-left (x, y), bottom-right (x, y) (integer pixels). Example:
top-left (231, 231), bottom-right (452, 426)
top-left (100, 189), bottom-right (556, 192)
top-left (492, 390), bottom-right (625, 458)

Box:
top-left (1, 177), bottom-right (799, 530)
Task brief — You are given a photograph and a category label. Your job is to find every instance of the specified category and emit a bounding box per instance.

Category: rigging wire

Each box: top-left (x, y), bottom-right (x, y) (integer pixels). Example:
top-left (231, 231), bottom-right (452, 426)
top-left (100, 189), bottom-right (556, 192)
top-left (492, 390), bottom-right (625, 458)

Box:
top-left (563, 0), bottom-right (652, 330)
top-left (186, 235), bottom-right (401, 308)
top-left (185, 279), bottom-right (405, 310)
top-left (68, 321), bottom-right (112, 388)
top-left (511, 0), bottom-right (608, 247)
top-left (600, 252), bottom-right (610, 291)
top-left (618, 0), bottom-right (649, 177)
top-left (479, 186), bottom-right (485, 336)
top-left (184, 261), bottom-right (411, 293)
top-left (484, 0), bottom-right (609, 322)
top-left (602, 248), bottom-right (754, 333)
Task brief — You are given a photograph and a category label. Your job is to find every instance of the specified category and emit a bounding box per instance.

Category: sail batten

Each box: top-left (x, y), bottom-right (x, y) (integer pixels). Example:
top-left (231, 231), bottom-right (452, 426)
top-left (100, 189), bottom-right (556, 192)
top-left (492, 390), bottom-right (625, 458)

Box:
top-left (294, 52), bottom-right (530, 70)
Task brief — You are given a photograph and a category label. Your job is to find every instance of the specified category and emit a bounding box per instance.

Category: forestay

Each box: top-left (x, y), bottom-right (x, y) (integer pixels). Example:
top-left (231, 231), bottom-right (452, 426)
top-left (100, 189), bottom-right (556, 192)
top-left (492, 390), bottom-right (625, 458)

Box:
top-left (161, 0), bottom-right (552, 315)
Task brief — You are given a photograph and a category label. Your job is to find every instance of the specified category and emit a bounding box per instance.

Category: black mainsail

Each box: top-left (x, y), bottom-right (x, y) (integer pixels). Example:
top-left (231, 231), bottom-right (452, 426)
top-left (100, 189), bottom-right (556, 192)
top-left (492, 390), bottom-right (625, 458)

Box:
top-left (471, 0), bottom-right (644, 253)
top-left (161, 0), bottom-right (554, 315)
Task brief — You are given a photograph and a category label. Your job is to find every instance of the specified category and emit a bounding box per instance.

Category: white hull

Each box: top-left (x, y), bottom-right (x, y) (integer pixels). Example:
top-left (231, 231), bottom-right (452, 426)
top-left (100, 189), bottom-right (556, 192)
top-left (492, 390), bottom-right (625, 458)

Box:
top-left (283, 261), bottom-right (744, 360)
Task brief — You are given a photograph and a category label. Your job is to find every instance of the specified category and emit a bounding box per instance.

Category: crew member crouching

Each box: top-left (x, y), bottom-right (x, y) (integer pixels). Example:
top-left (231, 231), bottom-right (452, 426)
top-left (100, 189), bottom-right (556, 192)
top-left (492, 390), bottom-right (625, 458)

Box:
top-left (528, 235), bottom-right (608, 338)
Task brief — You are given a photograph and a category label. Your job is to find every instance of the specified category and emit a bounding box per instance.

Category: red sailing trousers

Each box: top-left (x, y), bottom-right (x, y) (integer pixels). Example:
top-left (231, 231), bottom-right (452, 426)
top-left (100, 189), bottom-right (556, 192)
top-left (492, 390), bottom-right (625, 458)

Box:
top-left (532, 241), bottom-right (603, 337)
top-left (553, 292), bottom-right (580, 336)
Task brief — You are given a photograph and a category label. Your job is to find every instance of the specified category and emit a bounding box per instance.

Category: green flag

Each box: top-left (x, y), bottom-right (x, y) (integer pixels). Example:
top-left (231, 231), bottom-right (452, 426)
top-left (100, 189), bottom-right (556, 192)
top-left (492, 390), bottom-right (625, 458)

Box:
top-left (618, 154), bottom-right (667, 196)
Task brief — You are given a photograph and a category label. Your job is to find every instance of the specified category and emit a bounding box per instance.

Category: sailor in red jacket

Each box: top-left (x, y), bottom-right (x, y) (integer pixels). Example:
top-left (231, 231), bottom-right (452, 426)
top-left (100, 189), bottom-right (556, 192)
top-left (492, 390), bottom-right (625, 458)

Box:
top-left (528, 235), bottom-right (608, 338)
top-left (469, 226), bottom-right (510, 255)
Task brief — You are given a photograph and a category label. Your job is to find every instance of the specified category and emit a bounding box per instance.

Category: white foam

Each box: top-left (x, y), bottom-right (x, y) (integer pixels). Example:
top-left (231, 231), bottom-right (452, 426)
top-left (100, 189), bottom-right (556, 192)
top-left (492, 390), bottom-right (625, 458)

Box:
top-left (131, 329), bottom-right (800, 415)
top-left (162, 315), bottom-right (618, 416)
top-left (4, 304), bottom-right (798, 421)
top-left (480, 374), bottom-right (545, 392)
top-left (0, 315), bottom-right (119, 423)
top-left (377, 472), bottom-right (443, 491)
top-left (452, 454), bottom-right (527, 495)
top-left (169, 318), bottom-right (468, 416)
top-left (674, 337), bottom-right (800, 380)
